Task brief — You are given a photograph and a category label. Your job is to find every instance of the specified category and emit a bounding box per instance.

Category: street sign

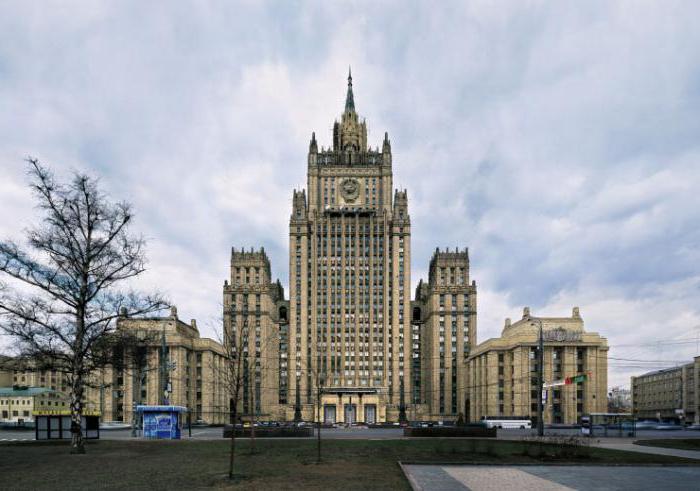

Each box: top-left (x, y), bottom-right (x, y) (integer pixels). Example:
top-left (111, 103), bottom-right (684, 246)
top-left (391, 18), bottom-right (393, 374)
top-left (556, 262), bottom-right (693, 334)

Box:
top-left (544, 380), bottom-right (566, 388)
top-left (545, 373), bottom-right (588, 388)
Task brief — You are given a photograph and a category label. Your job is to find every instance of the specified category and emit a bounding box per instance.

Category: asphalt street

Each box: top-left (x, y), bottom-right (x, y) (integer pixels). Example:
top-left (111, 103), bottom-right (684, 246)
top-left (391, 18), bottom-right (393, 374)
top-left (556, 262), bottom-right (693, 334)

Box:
top-left (2, 426), bottom-right (700, 441)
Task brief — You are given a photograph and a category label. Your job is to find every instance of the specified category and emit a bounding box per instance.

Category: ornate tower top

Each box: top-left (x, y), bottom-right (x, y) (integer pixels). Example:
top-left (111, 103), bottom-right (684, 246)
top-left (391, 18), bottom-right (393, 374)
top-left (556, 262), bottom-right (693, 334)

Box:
top-left (334, 68), bottom-right (366, 154)
top-left (345, 67), bottom-right (355, 113)
top-left (307, 70), bottom-right (390, 170)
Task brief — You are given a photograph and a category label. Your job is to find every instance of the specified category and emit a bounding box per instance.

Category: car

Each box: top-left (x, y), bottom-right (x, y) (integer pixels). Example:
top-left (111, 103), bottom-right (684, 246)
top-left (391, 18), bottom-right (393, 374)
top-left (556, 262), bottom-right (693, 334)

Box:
top-left (634, 420), bottom-right (657, 430)
top-left (687, 424), bottom-right (700, 431)
top-left (654, 423), bottom-right (682, 431)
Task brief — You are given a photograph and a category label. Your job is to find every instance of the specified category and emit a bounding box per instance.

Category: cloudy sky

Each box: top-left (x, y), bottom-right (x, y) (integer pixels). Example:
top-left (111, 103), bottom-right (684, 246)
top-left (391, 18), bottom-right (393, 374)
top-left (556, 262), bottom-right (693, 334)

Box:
top-left (1, 1), bottom-right (699, 388)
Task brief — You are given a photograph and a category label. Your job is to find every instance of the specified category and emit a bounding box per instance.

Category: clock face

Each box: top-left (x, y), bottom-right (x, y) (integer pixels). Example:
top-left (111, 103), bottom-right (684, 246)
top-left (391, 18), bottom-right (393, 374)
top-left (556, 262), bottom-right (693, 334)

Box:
top-left (340, 178), bottom-right (360, 202)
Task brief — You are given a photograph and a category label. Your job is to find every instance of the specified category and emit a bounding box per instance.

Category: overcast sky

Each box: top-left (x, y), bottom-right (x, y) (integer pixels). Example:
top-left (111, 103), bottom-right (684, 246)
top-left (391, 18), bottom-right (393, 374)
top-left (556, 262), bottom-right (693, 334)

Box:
top-left (1, 1), bottom-right (699, 389)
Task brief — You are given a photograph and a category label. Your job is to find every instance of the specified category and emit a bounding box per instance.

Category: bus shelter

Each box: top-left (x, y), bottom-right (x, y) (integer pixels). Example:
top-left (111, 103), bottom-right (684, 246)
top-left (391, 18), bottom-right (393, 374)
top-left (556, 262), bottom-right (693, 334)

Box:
top-left (136, 405), bottom-right (187, 439)
top-left (582, 413), bottom-right (635, 438)
top-left (34, 410), bottom-right (100, 440)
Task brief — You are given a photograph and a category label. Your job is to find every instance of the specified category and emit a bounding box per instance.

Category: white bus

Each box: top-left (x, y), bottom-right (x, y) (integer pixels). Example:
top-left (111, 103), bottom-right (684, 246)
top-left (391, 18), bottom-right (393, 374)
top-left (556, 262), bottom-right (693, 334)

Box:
top-left (480, 416), bottom-right (532, 429)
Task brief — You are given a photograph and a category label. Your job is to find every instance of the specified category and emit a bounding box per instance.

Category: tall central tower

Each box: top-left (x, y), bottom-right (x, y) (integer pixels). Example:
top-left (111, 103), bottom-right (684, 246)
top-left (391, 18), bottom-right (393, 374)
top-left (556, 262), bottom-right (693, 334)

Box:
top-left (288, 71), bottom-right (411, 423)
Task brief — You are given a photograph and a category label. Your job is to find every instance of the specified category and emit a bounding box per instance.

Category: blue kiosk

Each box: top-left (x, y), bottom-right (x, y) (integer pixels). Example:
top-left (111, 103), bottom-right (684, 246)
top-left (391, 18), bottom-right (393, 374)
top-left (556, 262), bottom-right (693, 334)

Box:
top-left (136, 405), bottom-right (188, 439)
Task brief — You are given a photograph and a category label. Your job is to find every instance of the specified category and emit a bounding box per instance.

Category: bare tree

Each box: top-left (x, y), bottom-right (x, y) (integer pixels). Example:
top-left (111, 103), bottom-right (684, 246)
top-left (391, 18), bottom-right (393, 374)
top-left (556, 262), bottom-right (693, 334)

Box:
top-left (0, 159), bottom-right (168, 454)
top-left (214, 311), bottom-right (282, 478)
top-left (246, 331), bottom-right (282, 455)
top-left (220, 319), bottom-right (247, 480)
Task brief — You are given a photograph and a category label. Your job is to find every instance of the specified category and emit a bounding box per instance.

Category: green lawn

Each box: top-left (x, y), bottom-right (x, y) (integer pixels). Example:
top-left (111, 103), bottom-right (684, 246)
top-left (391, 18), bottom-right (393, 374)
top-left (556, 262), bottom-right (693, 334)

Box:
top-left (1, 438), bottom-right (697, 490)
top-left (635, 438), bottom-right (700, 452)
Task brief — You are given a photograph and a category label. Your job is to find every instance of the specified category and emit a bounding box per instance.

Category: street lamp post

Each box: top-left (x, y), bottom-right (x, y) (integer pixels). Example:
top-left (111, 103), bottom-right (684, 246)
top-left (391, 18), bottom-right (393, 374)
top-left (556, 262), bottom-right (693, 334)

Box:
top-left (316, 371), bottom-right (325, 464)
top-left (531, 318), bottom-right (545, 437)
top-left (161, 324), bottom-right (168, 405)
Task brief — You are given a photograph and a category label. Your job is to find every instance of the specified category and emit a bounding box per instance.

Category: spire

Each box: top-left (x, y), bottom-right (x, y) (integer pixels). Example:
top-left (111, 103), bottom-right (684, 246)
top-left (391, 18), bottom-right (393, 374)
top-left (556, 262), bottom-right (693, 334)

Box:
top-left (345, 66), bottom-right (355, 113)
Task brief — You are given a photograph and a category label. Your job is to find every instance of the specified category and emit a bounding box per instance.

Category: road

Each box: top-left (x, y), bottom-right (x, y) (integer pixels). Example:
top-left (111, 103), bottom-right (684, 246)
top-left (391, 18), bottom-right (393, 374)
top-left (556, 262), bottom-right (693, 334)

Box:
top-left (2, 426), bottom-right (700, 441)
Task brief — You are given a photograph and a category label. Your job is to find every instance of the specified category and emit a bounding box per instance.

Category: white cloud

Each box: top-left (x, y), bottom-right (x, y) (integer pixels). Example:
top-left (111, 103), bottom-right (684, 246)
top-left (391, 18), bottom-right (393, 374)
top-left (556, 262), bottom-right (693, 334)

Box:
top-left (1, 2), bottom-right (699, 390)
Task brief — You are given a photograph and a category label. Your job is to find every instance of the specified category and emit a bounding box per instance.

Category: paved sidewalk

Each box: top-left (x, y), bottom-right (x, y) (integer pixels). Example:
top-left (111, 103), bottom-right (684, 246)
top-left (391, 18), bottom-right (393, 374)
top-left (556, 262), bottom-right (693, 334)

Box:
top-left (402, 465), bottom-right (700, 491)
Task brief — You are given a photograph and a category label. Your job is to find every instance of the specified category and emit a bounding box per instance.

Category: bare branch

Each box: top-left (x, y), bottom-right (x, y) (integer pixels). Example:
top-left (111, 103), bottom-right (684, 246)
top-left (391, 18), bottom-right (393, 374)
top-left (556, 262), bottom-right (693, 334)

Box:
top-left (0, 159), bottom-right (169, 454)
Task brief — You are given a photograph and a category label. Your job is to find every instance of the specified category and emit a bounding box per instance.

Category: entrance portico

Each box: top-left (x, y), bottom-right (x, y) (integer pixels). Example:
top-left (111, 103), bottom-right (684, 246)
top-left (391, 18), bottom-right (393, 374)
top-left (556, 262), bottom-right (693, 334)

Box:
top-left (318, 388), bottom-right (385, 424)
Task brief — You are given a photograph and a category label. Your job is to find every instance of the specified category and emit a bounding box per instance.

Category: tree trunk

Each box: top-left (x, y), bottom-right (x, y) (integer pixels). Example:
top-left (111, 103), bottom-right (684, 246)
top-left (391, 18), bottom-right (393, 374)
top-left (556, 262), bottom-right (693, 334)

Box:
top-left (250, 382), bottom-right (256, 454)
top-left (316, 386), bottom-right (321, 464)
top-left (250, 416), bottom-right (256, 454)
top-left (131, 369), bottom-right (143, 437)
top-left (70, 370), bottom-right (85, 454)
top-left (228, 407), bottom-right (237, 479)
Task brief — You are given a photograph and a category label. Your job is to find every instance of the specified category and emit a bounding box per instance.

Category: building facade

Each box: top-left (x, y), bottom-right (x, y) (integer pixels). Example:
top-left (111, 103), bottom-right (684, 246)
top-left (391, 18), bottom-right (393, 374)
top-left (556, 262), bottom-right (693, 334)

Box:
top-left (0, 357), bottom-right (13, 387)
top-left (223, 248), bottom-right (288, 420)
top-left (91, 307), bottom-right (229, 424)
top-left (412, 249), bottom-right (477, 420)
top-left (607, 386), bottom-right (632, 413)
top-left (222, 72), bottom-right (478, 423)
top-left (466, 307), bottom-right (608, 425)
top-left (1, 307), bottom-right (229, 425)
top-left (631, 356), bottom-right (699, 424)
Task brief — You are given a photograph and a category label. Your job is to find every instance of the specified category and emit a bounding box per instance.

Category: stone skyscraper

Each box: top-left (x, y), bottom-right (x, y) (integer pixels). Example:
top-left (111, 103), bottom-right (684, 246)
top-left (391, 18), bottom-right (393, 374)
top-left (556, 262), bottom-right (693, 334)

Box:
top-left (286, 70), bottom-right (412, 423)
top-left (224, 71), bottom-right (477, 423)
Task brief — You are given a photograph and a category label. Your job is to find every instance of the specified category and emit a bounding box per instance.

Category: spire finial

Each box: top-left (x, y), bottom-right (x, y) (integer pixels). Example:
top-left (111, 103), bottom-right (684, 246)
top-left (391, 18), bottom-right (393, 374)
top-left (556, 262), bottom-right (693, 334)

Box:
top-left (345, 67), bottom-right (355, 113)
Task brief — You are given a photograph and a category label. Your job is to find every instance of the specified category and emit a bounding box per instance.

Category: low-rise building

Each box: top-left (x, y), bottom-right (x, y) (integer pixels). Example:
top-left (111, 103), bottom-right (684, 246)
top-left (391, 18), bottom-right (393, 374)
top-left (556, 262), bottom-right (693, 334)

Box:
top-left (0, 386), bottom-right (69, 424)
top-left (466, 307), bottom-right (608, 425)
top-left (631, 356), bottom-right (699, 424)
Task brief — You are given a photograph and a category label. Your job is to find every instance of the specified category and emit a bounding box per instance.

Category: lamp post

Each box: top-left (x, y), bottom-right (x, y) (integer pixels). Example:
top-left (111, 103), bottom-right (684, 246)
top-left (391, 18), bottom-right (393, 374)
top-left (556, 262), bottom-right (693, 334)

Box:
top-left (131, 370), bottom-right (146, 438)
top-left (316, 371), bottom-right (325, 464)
top-left (161, 324), bottom-right (168, 405)
top-left (531, 318), bottom-right (545, 437)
